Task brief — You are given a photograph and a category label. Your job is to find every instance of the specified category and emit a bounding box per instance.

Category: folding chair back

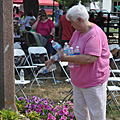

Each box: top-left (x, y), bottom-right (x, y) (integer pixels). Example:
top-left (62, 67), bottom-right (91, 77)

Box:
top-left (28, 47), bottom-right (49, 58)
top-left (14, 49), bottom-right (40, 86)
top-left (28, 46), bottom-right (56, 84)
top-left (28, 47), bottom-right (49, 66)
top-left (14, 49), bottom-right (25, 57)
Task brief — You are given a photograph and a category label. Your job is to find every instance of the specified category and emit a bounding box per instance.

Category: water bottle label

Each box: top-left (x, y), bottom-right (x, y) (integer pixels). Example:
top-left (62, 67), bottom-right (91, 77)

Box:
top-left (44, 69), bottom-right (48, 74)
top-left (69, 53), bottom-right (74, 56)
top-left (56, 54), bottom-right (59, 61)
top-left (54, 44), bottom-right (61, 51)
top-left (74, 53), bottom-right (80, 55)
top-left (64, 49), bottom-right (70, 54)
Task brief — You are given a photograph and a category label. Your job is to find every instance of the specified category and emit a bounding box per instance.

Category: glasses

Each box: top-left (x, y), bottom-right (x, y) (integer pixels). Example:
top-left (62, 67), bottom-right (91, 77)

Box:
top-left (40, 15), bottom-right (46, 17)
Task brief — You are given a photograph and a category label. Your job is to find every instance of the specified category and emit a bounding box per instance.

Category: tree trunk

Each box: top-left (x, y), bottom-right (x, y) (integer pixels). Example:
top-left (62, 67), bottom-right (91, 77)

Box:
top-left (23, 0), bottom-right (39, 18)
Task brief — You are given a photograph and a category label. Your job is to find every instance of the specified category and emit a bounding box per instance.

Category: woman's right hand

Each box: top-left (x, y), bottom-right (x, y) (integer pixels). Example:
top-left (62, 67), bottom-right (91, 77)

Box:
top-left (45, 59), bottom-right (54, 69)
top-left (37, 15), bottom-right (41, 21)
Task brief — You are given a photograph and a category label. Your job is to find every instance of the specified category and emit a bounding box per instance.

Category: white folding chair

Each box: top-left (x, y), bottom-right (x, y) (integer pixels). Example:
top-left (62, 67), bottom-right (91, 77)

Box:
top-left (15, 79), bottom-right (30, 100)
top-left (59, 61), bottom-right (71, 82)
top-left (107, 53), bottom-right (120, 111)
top-left (14, 49), bottom-right (39, 86)
top-left (28, 47), bottom-right (56, 85)
top-left (107, 77), bottom-right (120, 112)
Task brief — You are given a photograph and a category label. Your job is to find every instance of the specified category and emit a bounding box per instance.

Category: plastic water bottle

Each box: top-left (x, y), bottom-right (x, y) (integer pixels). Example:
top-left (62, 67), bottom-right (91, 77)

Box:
top-left (50, 54), bottom-right (59, 61)
top-left (51, 40), bottom-right (62, 52)
top-left (20, 69), bottom-right (24, 82)
top-left (56, 80), bottom-right (63, 83)
top-left (68, 47), bottom-right (74, 68)
top-left (38, 64), bottom-right (57, 74)
top-left (74, 46), bottom-right (80, 67)
top-left (63, 42), bottom-right (70, 55)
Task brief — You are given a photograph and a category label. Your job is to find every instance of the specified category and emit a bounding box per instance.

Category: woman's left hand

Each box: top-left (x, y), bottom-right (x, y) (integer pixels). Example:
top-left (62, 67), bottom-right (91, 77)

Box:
top-left (58, 49), bottom-right (66, 61)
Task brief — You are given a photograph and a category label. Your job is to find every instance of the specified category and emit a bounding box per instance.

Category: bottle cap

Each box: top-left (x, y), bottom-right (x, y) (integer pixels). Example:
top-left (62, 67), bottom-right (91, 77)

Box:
top-left (50, 56), bottom-right (53, 59)
top-left (76, 46), bottom-right (79, 48)
top-left (65, 42), bottom-right (68, 45)
top-left (51, 40), bottom-right (54, 43)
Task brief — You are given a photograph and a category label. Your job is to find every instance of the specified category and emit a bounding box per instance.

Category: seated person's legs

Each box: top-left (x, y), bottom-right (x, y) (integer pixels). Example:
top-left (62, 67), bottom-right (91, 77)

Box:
top-left (110, 48), bottom-right (118, 69)
top-left (45, 43), bottom-right (56, 57)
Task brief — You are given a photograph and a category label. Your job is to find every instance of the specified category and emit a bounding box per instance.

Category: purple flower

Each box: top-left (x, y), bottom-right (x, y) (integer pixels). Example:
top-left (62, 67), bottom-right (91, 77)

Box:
top-left (58, 109), bottom-right (64, 115)
top-left (18, 97), bottom-right (24, 101)
top-left (70, 113), bottom-right (74, 119)
top-left (41, 112), bottom-right (44, 116)
top-left (47, 106), bottom-right (52, 111)
top-left (25, 109), bottom-right (31, 113)
top-left (35, 108), bottom-right (42, 113)
top-left (44, 105), bottom-right (48, 109)
top-left (50, 101), bottom-right (54, 105)
top-left (37, 97), bottom-right (41, 101)
top-left (47, 113), bottom-right (56, 120)
top-left (63, 107), bottom-right (69, 115)
top-left (60, 116), bottom-right (67, 120)
top-left (33, 96), bottom-right (37, 100)
top-left (35, 100), bottom-right (39, 104)
top-left (24, 104), bottom-right (31, 108)
top-left (44, 100), bottom-right (48, 105)
top-left (31, 104), bottom-right (36, 109)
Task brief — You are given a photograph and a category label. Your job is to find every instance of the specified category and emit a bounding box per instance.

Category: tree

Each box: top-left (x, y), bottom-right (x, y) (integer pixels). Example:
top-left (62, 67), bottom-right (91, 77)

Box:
top-left (58, 0), bottom-right (100, 8)
top-left (23, 0), bottom-right (39, 18)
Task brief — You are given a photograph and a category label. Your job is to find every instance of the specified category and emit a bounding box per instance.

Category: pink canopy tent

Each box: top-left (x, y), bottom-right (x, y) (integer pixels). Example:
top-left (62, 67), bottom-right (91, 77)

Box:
top-left (13, 0), bottom-right (59, 6)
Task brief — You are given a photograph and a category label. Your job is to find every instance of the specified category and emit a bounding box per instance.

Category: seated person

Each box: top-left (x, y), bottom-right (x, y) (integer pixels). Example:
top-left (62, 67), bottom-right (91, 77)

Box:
top-left (109, 44), bottom-right (120, 69)
top-left (29, 18), bottom-right (36, 32)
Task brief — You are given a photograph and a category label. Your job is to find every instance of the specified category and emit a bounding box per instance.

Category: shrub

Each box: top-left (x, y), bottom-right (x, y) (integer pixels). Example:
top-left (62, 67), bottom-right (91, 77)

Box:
top-left (0, 108), bottom-right (22, 120)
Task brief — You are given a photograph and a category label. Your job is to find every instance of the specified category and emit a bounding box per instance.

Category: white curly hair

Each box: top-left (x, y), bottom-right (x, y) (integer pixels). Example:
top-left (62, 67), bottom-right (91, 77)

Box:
top-left (66, 2), bottom-right (89, 22)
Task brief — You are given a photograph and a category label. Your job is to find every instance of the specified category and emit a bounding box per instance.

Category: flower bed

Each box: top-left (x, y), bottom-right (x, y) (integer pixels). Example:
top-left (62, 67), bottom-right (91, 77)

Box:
top-left (16, 96), bottom-right (76, 120)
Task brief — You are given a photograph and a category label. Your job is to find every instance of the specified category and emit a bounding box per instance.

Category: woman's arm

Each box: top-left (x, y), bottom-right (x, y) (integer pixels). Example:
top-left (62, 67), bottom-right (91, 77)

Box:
top-left (32, 16), bottom-right (40, 30)
top-left (59, 50), bottom-right (98, 65)
top-left (64, 55), bottom-right (98, 65)
top-left (50, 28), bottom-right (55, 36)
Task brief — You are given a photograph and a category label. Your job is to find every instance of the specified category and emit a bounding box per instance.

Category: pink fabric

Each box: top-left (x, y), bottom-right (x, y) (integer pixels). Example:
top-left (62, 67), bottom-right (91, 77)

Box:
top-left (69, 24), bottom-right (110, 88)
top-left (36, 19), bottom-right (55, 36)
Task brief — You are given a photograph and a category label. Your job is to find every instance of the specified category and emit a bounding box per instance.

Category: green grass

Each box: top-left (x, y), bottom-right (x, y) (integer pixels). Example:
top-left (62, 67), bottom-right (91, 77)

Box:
top-left (104, 28), bottom-right (118, 32)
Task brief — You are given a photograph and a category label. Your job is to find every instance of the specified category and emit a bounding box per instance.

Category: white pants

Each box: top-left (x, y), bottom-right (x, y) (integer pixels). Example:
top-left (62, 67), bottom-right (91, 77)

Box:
top-left (73, 81), bottom-right (107, 120)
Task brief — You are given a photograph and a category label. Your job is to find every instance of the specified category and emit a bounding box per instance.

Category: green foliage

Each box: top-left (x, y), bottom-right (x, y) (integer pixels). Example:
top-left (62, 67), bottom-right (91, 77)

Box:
top-left (58, 0), bottom-right (100, 7)
top-left (26, 111), bottom-right (41, 120)
top-left (0, 108), bottom-right (22, 120)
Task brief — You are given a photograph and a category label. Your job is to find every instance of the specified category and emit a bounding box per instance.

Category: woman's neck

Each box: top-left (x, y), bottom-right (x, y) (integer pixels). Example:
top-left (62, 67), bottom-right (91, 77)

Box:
top-left (41, 19), bottom-right (48, 23)
top-left (81, 21), bottom-right (94, 35)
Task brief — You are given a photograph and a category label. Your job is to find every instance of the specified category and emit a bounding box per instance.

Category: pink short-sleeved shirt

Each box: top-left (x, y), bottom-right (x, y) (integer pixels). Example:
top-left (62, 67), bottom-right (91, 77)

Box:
top-left (35, 19), bottom-right (55, 36)
top-left (69, 24), bottom-right (110, 88)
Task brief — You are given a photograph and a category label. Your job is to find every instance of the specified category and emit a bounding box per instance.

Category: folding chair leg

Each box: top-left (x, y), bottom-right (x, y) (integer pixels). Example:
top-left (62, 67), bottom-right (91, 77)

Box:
top-left (16, 84), bottom-right (27, 98)
top-left (62, 88), bottom-right (73, 103)
top-left (60, 64), bottom-right (70, 80)
top-left (110, 91), bottom-right (120, 112)
top-left (15, 95), bottom-right (19, 100)
top-left (107, 90), bottom-right (120, 112)
top-left (52, 71), bottom-right (56, 84)
top-left (32, 70), bottom-right (40, 86)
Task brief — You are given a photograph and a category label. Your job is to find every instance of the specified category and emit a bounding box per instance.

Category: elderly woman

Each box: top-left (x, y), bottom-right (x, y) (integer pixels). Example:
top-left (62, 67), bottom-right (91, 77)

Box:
top-left (45, 2), bottom-right (110, 120)
top-left (32, 9), bottom-right (55, 56)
